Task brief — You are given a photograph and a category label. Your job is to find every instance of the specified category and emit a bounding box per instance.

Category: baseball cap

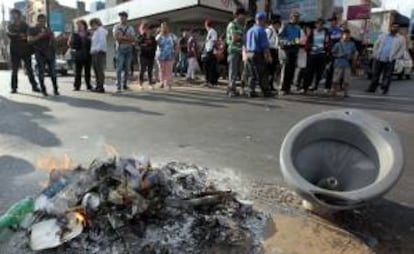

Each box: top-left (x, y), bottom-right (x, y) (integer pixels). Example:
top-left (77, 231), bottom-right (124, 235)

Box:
top-left (255, 11), bottom-right (266, 20)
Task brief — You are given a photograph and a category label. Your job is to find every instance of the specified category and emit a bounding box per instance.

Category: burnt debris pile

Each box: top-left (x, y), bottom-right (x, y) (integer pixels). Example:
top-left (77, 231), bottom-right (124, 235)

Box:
top-left (3, 157), bottom-right (272, 254)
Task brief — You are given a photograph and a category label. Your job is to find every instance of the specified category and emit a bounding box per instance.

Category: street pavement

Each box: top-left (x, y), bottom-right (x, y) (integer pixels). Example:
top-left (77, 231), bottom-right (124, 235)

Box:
top-left (0, 70), bottom-right (413, 249)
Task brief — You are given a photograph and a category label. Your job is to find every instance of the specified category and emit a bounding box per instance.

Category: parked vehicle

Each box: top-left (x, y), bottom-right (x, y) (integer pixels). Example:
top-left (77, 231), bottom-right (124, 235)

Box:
top-left (31, 55), bottom-right (69, 76)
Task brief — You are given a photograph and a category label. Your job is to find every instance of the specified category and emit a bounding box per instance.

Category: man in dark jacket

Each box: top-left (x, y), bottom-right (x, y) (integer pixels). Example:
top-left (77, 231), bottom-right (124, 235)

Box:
top-left (28, 14), bottom-right (59, 96)
top-left (7, 9), bottom-right (39, 94)
top-left (137, 23), bottom-right (157, 89)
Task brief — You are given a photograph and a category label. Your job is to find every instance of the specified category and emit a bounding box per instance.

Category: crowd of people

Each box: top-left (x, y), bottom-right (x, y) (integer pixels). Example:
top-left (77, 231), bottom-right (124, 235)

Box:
top-left (6, 7), bottom-right (409, 98)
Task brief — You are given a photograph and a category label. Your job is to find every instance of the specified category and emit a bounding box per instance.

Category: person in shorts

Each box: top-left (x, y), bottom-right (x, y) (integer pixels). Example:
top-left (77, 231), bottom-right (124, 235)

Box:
top-left (331, 29), bottom-right (356, 97)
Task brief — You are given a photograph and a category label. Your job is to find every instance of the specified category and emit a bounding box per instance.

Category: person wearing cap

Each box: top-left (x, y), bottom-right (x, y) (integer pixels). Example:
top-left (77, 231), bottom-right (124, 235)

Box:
top-left (226, 7), bottom-right (247, 97)
top-left (6, 9), bottom-right (39, 94)
top-left (304, 18), bottom-right (331, 93)
top-left (203, 19), bottom-right (219, 87)
top-left (266, 17), bottom-right (281, 91)
top-left (366, 23), bottom-right (406, 95)
top-left (245, 11), bottom-right (272, 97)
top-left (324, 15), bottom-right (343, 91)
top-left (279, 11), bottom-right (301, 95)
top-left (113, 11), bottom-right (136, 92)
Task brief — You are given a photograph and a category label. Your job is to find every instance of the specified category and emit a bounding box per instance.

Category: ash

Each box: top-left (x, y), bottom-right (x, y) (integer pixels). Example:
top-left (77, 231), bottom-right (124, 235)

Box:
top-left (4, 158), bottom-right (273, 254)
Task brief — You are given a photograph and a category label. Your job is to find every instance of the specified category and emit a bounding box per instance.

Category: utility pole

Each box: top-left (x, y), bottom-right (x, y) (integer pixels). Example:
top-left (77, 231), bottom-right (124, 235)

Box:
top-left (45, 0), bottom-right (50, 28)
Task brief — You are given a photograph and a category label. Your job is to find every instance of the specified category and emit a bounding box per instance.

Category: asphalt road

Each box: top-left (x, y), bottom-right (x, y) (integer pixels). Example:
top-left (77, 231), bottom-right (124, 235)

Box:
top-left (0, 70), bottom-right (413, 216)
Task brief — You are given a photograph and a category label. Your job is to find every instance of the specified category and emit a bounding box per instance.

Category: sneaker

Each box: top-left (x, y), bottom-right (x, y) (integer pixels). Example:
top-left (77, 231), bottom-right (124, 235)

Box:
top-left (41, 90), bottom-right (48, 96)
top-left (123, 86), bottom-right (131, 91)
top-left (247, 91), bottom-right (258, 98)
top-left (93, 88), bottom-right (105, 93)
top-left (10, 89), bottom-right (17, 94)
top-left (365, 89), bottom-right (375, 93)
top-left (54, 90), bottom-right (60, 96)
top-left (227, 91), bottom-right (237, 98)
top-left (32, 87), bottom-right (41, 93)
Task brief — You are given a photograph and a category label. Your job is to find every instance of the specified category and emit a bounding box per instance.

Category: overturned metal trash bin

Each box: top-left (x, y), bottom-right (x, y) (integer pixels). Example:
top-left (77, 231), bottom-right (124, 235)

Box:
top-left (280, 109), bottom-right (404, 211)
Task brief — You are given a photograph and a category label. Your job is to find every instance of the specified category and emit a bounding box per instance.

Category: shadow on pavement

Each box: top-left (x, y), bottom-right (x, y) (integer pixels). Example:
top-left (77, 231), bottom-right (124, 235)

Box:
top-left (0, 96), bottom-right (61, 147)
top-left (49, 95), bottom-right (164, 116)
top-left (0, 155), bottom-right (38, 213)
top-left (114, 89), bottom-right (280, 110)
top-left (281, 94), bottom-right (414, 114)
top-left (333, 199), bottom-right (414, 254)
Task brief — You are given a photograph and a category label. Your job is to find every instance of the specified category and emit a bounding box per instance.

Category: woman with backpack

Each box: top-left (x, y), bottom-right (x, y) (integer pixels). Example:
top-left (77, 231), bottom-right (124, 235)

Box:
top-left (156, 22), bottom-right (178, 90)
top-left (68, 19), bottom-right (92, 91)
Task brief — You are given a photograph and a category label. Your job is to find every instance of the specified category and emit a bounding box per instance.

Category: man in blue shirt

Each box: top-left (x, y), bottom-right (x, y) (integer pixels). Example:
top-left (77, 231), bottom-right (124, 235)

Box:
top-left (245, 11), bottom-right (272, 97)
top-left (367, 23), bottom-right (406, 95)
top-left (279, 11), bottom-right (301, 95)
top-left (325, 16), bottom-right (343, 91)
top-left (331, 29), bottom-right (356, 97)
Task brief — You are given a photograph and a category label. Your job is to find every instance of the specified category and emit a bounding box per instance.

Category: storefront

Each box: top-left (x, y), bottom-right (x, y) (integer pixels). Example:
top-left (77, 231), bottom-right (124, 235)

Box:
top-left (75, 0), bottom-right (244, 70)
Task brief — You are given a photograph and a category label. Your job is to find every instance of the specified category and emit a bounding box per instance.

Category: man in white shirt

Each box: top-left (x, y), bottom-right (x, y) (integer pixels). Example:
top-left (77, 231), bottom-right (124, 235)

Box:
top-left (266, 18), bottom-right (281, 91)
top-left (90, 18), bottom-right (108, 93)
top-left (203, 19), bottom-right (218, 86)
top-left (113, 11), bottom-right (136, 92)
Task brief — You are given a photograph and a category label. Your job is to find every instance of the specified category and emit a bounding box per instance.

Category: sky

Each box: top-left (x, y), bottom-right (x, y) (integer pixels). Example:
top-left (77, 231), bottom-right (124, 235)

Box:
top-left (1, 0), bottom-right (414, 18)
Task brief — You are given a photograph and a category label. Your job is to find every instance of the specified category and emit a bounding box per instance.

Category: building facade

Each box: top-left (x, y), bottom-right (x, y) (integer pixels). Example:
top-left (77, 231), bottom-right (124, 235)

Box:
top-left (90, 1), bottom-right (106, 12)
top-left (75, 0), bottom-right (248, 71)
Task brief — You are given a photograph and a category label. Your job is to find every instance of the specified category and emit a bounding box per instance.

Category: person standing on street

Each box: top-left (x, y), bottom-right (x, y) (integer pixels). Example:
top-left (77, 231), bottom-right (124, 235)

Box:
top-left (226, 7), bottom-right (247, 97)
top-left (245, 11), bottom-right (272, 97)
top-left (113, 11), bottom-right (136, 92)
top-left (324, 16), bottom-right (343, 91)
top-left (68, 19), bottom-right (92, 91)
top-left (203, 19), bottom-right (218, 87)
top-left (137, 22), bottom-right (157, 89)
top-left (175, 29), bottom-right (189, 77)
top-left (27, 14), bottom-right (59, 96)
top-left (304, 18), bottom-right (331, 93)
top-left (156, 22), bottom-right (177, 90)
top-left (7, 9), bottom-right (39, 94)
top-left (279, 11), bottom-right (301, 95)
top-left (89, 18), bottom-right (107, 93)
top-left (266, 18), bottom-right (281, 91)
top-left (366, 23), bottom-right (406, 95)
top-left (331, 29), bottom-right (357, 97)
top-left (186, 29), bottom-right (199, 82)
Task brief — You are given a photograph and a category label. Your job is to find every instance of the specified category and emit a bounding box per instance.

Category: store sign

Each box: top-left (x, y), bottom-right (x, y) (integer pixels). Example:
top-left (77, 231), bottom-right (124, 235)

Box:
top-left (273, 0), bottom-right (319, 22)
top-left (50, 11), bottom-right (65, 32)
top-left (76, 0), bottom-right (198, 26)
top-left (347, 4), bottom-right (370, 21)
top-left (199, 0), bottom-right (249, 12)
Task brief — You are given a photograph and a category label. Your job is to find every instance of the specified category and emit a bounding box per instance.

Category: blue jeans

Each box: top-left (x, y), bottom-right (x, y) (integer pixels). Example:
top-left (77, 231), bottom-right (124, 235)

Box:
top-left (116, 47), bottom-right (133, 88)
top-left (35, 53), bottom-right (58, 92)
top-left (175, 52), bottom-right (188, 75)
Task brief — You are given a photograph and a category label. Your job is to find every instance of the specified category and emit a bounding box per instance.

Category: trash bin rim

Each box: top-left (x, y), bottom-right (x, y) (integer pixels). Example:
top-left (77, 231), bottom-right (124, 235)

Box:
top-left (279, 109), bottom-right (404, 204)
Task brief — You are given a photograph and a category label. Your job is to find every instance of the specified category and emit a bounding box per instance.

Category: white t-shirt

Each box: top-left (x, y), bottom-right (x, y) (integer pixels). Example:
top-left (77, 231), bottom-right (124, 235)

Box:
top-left (266, 26), bottom-right (279, 49)
top-left (205, 28), bottom-right (217, 52)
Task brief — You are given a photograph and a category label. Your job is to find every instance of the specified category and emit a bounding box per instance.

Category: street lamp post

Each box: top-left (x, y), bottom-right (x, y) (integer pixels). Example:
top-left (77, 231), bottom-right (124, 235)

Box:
top-left (45, 0), bottom-right (50, 28)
